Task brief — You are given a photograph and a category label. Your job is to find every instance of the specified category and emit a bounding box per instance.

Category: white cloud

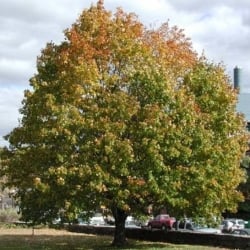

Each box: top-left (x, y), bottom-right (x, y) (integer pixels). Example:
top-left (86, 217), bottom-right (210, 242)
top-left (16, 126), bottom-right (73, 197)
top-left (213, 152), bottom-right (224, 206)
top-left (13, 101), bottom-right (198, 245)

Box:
top-left (0, 58), bottom-right (34, 85)
top-left (1, 0), bottom-right (250, 146)
top-left (0, 87), bottom-right (23, 146)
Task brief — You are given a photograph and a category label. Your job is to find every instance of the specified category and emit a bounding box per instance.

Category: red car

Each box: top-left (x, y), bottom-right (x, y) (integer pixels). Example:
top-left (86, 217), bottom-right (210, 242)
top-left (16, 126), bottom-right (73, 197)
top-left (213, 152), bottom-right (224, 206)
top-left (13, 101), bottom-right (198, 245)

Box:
top-left (148, 214), bottom-right (176, 230)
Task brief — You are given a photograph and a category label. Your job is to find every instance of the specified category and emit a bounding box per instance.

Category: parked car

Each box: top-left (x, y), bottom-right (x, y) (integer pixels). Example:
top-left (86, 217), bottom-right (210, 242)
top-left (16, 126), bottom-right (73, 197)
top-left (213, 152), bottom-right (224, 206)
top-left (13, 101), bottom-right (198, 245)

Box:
top-left (135, 216), bottom-right (153, 228)
top-left (105, 215), bottom-right (115, 225)
top-left (125, 216), bottom-right (138, 228)
top-left (148, 214), bottom-right (176, 230)
top-left (78, 212), bottom-right (105, 226)
top-left (173, 219), bottom-right (221, 234)
top-left (231, 228), bottom-right (250, 236)
top-left (173, 219), bottom-right (193, 231)
top-left (220, 218), bottom-right (246, 233)
top-left (89, 213), bottom-right (105, 225)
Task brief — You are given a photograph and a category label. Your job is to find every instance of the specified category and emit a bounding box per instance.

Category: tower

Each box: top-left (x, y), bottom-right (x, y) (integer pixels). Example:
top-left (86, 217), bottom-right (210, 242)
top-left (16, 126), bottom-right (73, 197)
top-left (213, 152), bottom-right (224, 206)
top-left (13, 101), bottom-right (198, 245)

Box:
top-left (233, 66), bottom-right (241, 90)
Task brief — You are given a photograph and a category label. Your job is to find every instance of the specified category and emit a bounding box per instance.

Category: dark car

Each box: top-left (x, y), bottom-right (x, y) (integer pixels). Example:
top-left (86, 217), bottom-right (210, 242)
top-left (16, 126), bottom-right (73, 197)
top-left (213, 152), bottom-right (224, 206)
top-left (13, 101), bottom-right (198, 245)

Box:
top-left (148, 214), bottom-right (176, 230)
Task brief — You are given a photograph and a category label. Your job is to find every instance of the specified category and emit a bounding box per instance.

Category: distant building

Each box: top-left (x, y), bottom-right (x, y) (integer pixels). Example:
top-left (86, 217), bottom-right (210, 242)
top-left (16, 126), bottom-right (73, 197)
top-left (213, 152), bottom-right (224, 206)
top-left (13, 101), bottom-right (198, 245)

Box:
top-left (233, 66), bottom-right (250, 130)
top-left (234, 66), bottom-right (242, 90)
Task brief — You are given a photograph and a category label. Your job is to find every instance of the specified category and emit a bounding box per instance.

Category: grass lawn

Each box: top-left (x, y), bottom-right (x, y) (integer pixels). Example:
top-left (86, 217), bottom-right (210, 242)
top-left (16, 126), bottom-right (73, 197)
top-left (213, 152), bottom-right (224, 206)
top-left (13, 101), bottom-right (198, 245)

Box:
top-left (0, 227), bottom-right (230, 250)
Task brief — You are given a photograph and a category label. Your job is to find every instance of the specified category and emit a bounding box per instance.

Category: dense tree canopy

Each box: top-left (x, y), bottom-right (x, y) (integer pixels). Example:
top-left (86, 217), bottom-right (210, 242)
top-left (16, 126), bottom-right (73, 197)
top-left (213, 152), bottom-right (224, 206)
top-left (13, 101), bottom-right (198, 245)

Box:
top-left (238, 154), bottom-right (250, 214)
top-left (0, 1), bottom-right (248, 246)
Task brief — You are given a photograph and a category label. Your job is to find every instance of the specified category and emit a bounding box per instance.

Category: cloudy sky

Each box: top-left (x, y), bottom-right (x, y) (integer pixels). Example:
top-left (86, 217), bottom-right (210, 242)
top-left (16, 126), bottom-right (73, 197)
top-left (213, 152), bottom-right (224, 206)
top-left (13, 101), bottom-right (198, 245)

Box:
top-left (1, 0), bottom-right (250, 146)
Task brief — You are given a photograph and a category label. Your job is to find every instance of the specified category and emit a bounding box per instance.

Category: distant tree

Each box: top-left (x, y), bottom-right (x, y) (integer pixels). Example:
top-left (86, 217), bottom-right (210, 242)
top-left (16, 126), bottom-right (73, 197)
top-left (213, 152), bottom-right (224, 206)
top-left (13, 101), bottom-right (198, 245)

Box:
top-left (0, 1), bottom-right (248, 246)
top-left (237, 154), bottom-right (250, 215)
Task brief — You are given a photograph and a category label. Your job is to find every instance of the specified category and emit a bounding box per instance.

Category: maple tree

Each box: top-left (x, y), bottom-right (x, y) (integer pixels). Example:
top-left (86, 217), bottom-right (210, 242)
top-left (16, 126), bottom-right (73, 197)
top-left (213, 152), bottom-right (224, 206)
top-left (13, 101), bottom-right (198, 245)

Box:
top-left (0, 1), bottom-right (248, 246)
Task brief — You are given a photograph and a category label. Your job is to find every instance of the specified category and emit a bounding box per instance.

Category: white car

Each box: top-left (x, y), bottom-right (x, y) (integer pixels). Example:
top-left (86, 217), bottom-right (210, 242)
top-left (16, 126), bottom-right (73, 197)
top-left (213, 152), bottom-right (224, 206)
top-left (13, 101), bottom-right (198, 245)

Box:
top-left (89, 213), bottom-right (105, 226)
top-left (125, 216), bottom-right (138, 228)
top-left (220, 218), bottom-right (246, 233)
top-left (78, 213), bottom-right (105, 226)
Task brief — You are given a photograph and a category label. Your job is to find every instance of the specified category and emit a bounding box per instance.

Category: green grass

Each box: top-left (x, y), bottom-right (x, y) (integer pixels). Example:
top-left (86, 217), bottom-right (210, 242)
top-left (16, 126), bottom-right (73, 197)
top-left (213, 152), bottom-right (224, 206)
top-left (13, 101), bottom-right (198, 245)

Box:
top-left (0, 229), bottom-right (229, 250)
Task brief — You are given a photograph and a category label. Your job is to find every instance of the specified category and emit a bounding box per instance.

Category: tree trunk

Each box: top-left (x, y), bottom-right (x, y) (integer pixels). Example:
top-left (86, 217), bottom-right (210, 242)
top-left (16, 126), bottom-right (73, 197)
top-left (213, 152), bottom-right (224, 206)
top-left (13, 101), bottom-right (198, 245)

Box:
top-left (111, 206), bottom-right (128, 247)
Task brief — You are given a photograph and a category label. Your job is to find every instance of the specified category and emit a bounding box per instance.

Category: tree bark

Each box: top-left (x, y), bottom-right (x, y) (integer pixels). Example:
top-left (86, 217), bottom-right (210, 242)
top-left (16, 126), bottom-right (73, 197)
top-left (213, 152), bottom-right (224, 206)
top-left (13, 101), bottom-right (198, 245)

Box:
top-left (111, 206), bottom-right (128, 247)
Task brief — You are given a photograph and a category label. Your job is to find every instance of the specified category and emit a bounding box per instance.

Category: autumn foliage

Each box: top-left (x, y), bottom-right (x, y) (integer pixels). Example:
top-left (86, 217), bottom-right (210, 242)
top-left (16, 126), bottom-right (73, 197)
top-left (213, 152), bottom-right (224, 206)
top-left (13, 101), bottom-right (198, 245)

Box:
top-left (1, 1), bottom-right (248, 246)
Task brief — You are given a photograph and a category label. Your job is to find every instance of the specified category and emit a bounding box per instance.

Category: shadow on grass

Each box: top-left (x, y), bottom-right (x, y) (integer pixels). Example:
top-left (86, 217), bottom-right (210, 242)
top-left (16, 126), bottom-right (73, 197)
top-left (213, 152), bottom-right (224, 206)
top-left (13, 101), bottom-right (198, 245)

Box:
top-left (0, 233), bottom-right (207, 250)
